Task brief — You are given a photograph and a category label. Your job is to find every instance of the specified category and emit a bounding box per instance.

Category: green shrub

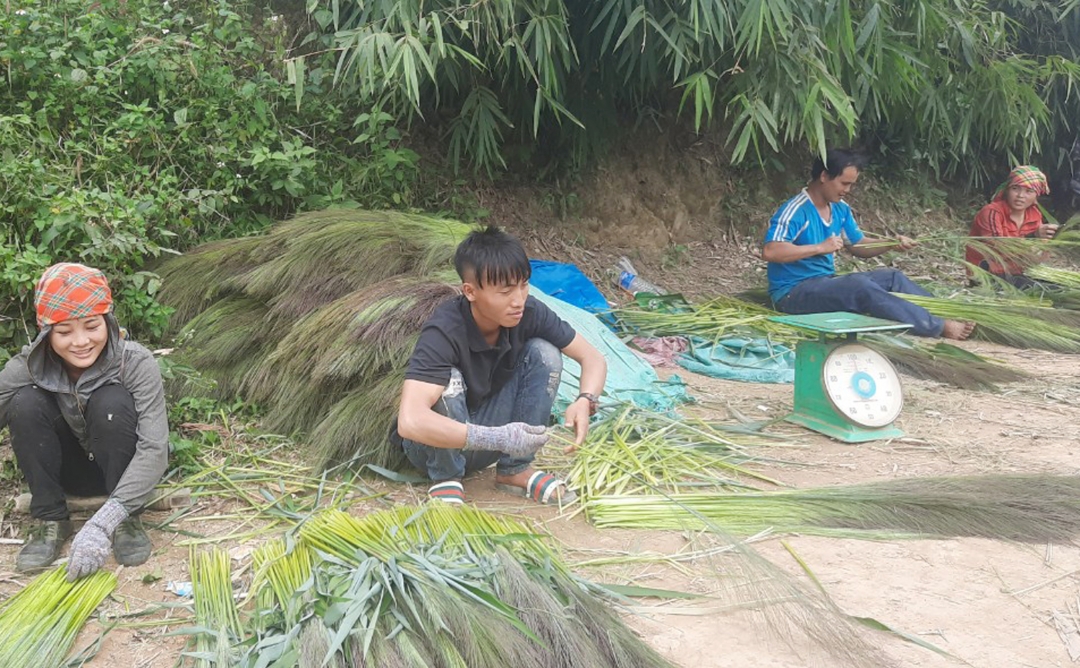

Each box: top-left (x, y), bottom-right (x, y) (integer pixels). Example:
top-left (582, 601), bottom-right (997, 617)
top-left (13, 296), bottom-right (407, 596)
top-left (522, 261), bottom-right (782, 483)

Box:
top-left (0, 0), bottom-right (420, 355)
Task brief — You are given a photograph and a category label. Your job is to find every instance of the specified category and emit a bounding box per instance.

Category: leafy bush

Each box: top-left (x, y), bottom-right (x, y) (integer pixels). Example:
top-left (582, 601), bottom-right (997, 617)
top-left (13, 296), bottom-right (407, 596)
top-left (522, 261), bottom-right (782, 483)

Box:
top-left (0, 0), bottom-right (420, 356)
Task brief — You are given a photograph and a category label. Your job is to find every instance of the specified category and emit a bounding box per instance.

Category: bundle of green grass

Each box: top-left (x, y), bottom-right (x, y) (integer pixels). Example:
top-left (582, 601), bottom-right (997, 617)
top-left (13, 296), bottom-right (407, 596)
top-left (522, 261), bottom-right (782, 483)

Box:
top-left (562, 411), bottom-right (1080, 542)
top-left (158, 211), bottom-right (469, 469)
top-left (185, 504), bottom-right (676, 668)
top-left (0, 569), bottom-right (116, 668)
top-left (896, 292), bottom-right (1080, 353)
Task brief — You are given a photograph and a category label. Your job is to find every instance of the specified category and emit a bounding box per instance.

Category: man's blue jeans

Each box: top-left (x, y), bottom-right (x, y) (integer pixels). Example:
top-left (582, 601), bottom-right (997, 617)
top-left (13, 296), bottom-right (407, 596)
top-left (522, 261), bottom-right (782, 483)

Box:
top-left (401, 338), bottom-right (563, 483)
top-left (776, 269), bottom-right (945, 337)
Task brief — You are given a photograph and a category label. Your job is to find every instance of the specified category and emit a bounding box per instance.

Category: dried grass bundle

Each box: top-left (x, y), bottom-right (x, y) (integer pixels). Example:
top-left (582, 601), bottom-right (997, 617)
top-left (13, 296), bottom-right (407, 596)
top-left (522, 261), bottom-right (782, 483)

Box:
top-left (897, 292), bottom-right (1080, 352)
top-left (158, 211), bottom-right (469, 469)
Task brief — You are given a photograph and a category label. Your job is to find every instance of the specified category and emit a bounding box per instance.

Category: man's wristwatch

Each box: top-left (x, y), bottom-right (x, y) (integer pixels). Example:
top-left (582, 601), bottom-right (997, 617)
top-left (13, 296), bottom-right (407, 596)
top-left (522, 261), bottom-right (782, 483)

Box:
top-left (576, 392), bottom-right (599, 416)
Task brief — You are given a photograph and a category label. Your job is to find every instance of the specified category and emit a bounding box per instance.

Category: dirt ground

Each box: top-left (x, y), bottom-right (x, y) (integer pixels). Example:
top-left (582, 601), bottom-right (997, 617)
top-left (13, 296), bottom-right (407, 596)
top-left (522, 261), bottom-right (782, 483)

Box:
top-left (0, 338), bottom-right (1078, 667)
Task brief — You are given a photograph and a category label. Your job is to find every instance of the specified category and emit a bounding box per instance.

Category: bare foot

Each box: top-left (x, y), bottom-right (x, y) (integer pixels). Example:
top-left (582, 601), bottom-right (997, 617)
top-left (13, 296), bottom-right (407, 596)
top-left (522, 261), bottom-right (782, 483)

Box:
top-left (941, 319), bottom-right (975, 340)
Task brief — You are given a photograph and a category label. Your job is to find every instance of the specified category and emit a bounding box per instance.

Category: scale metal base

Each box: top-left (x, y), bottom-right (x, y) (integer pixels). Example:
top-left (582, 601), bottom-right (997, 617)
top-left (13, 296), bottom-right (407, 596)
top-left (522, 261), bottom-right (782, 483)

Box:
top-left (770, 312), bottom-right (910, 443)
top-left (785, 410), bottom-right (904, 443)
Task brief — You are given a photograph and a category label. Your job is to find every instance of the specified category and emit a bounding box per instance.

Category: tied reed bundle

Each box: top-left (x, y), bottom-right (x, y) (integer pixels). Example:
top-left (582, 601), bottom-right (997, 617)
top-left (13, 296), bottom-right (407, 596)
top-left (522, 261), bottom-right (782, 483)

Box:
top-left (241, 505), bottom-right (676, 668)
top-left (188, 547), bottom-right (243, 667)
top-left (0, 568), bottom-right (116, 668)
top-left (158, 211), bottom-right (470, 469)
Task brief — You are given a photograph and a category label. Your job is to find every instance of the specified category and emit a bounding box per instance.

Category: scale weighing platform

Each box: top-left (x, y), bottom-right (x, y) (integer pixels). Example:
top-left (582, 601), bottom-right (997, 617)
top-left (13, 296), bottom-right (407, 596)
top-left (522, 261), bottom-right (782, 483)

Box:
top-left (769, 312), bottom-right (910, 443)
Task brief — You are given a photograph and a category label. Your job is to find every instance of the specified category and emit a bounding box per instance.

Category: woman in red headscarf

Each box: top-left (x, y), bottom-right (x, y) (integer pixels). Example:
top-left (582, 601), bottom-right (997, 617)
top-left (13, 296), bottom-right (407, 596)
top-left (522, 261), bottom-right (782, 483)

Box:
top-left (0, 264), bottom-right (168, 578)
top-left (966, 165), bottom-right (1058, 290)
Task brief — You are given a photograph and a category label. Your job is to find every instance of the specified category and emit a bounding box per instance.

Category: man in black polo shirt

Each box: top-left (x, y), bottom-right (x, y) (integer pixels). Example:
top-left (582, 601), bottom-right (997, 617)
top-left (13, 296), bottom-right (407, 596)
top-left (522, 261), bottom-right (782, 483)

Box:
top-left (394, 226), bottom-right (608, 504)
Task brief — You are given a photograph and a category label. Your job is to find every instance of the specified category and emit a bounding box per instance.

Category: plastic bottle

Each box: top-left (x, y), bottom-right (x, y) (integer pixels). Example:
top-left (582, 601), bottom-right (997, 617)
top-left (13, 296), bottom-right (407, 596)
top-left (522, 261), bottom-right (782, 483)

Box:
top-left (614, 256), bottom-right (666, 295)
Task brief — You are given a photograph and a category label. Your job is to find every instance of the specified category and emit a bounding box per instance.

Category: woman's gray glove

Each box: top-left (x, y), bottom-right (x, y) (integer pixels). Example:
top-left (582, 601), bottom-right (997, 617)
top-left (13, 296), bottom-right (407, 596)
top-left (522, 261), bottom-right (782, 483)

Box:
top-left (67, 498), bottom-right (128, 581)
top-left (465, 423), bottom-right (549, 458)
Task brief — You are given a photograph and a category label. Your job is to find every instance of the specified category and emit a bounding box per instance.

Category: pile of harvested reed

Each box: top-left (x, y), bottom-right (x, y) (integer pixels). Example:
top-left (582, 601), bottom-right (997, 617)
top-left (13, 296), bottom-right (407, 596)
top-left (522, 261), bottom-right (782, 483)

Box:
top-left (1027, 264), bottom-right (1080, 308)
top-left (158, 210), bottom-right (470, 324)
top-left (558, 405), bottom-right (790, 502)
top-left (242, 276), bottom-right (459, 466)
top-left (157, 211), bottom-right (470, 469)
top-left (862, 335), bottom-right (1028, 391)
top-left (1027, 265), bottom-right (1080, 288)
top-left (153, 433), bottom-right (371, 546)
top-left (613, 294), bottom-right (795, 343)
top-left (576, 447), bottom-right (1080, 543)
top-left (194, 504), bottom-right (679, 667)
top-left (897, 293), bottom-right (1080, 352)
top-left (617, 291), bottom-right (1028, 390)
top-left (574, 412), bottom-right (1080, 543)
top-left (545, 414), bottom-right (906, 667)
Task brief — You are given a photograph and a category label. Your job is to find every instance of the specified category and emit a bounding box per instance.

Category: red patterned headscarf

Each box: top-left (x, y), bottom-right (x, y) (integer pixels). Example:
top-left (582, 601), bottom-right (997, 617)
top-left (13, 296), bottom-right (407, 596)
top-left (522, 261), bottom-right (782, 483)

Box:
top-left (993, 165), bottom-right (1050, 201)
top-left (34, 263), bottom-right (113, 327)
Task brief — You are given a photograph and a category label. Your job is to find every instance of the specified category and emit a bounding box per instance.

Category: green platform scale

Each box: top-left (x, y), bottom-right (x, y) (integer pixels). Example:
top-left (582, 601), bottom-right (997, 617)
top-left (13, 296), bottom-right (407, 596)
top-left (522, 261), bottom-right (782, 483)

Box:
top-left (769, 312), bottom-right (909, 443)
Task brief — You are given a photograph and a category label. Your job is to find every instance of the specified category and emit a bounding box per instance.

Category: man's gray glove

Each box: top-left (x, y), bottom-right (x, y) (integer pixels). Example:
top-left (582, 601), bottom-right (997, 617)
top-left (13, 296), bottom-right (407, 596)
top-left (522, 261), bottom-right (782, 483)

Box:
top-left (67, 498), bottom-right (128, 581)
top-left (465, 422), bottom-right (549, 458)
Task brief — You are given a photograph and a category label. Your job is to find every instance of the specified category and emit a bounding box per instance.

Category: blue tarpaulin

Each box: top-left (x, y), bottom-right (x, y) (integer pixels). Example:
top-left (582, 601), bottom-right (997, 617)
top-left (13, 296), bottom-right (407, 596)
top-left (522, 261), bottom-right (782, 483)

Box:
top-left (529, 259), bottom-right (610, 314)
top-left (678, 337), bottom-right (796, 384)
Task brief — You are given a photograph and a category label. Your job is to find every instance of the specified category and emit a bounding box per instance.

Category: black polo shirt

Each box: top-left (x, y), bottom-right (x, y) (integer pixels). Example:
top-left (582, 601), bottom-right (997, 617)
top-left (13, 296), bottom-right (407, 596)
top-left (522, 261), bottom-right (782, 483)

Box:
top-left (404, 294), bottom-right (576, 411)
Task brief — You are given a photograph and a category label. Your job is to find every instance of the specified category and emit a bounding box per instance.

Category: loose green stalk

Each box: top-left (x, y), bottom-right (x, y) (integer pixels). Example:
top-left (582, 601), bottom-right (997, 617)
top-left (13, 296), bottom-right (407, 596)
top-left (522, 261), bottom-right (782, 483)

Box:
top-left (555, 405), bottom-right (792, 512)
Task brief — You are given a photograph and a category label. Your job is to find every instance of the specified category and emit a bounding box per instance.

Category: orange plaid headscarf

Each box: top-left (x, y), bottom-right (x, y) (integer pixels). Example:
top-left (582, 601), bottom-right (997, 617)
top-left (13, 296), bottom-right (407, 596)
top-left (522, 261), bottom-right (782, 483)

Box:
top-left (993, 165), bottom-right (1050, 201)
top-left (34, 263), bottom-right (113, 327)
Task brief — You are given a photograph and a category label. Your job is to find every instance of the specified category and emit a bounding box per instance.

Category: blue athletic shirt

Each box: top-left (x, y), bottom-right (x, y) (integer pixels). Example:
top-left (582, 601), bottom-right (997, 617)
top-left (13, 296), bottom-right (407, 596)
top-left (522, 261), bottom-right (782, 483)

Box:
top-left (764, 189), bottom-right (864, 302)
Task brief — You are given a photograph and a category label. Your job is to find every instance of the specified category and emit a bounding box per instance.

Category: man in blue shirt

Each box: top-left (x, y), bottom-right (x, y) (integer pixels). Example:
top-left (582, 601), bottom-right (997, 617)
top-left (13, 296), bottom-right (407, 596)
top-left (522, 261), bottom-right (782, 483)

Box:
top-left (763, 149), bottom-right (974, 340)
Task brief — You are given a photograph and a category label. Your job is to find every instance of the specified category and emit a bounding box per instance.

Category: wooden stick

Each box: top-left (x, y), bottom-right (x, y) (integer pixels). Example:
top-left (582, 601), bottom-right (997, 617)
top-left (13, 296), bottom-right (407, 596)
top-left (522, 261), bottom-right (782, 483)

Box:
top-left (13, 488), bottom-right (192, 514)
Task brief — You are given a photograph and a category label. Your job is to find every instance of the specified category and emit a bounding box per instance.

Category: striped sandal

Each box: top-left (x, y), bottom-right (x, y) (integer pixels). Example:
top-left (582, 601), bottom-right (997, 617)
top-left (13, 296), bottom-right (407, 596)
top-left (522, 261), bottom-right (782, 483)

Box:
top-left (428, 480), bottom-right (465, 505)
top-left (495, 470), bottom-right (577, 505)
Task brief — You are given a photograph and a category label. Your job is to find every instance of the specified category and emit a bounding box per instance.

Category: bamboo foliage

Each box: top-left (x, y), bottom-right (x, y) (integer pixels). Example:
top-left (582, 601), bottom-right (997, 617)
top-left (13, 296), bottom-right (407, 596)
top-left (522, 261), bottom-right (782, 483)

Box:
top-left (306, 0), bottom-right (1080, 178)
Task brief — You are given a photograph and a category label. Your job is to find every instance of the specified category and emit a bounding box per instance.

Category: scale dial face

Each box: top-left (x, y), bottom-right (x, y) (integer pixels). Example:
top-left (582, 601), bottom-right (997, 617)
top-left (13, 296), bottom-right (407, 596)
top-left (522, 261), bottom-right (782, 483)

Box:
top-left (821, 343), bottom-right (903, 428)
